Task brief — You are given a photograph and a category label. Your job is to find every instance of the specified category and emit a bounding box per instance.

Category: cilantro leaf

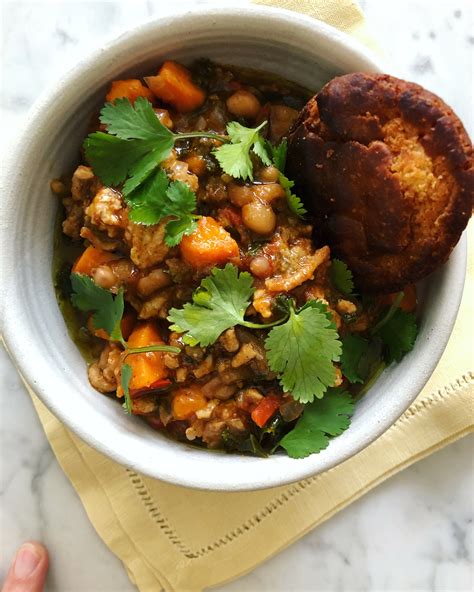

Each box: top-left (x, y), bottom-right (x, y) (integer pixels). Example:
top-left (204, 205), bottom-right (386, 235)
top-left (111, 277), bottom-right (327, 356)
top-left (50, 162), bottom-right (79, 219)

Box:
top-left (279, 172), bottom-right (307, 218)
top-left (279, 389), bottom-right (354, 458)
top-left (378, 309), bottom-right (418, 363)
top-left (265, 301), bottom-right (342, 403)
top-left (252, 134), bottom-right (272, 167)
top-left (121, 364), bottom-right (133, 414)
top-left (164, 217), bottom-right (198, 247)
top-left (127, 171), bottom-right (198, 246)
top-left (340, 334), bottom-right (370, 383)
top-left (70, 273), bottom-right (124, 342)
top-left (266, 138), bottom-right (288, 171)
top-left (213, 121), bottom-right (270, 181)
top-left (83, 133), bottom-right (157, 188)
top-left (100, 97), bottom-right (173, 141)
top-left (164, 179), bottom-right (197, 216)
top-left (167, 264), bottom-right (255, 346)
top-left (161, 180), bottom-right (198, 246)
top-left (330, 259), bottom-right (354, 295)
top-left (126, 168), bottom-right (170, 224)
top-left (122, 144), bottom-right (174, 195)
top-left (341, 335), bottom-right (383, 387)
top-left (84, 98), bottom-right (174, 195)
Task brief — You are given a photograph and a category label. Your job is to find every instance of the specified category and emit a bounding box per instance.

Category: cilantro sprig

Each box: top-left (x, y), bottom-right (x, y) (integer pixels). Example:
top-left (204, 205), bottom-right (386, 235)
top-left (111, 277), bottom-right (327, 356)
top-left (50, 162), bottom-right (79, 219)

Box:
top-left (340, 290), bottom-right (418, 389)
top-left (265, 300), bottom-right (342, 402)
top-left (84, 97), bottom-right (270, 194)
top-left (213, 120), bottom-right (270, 181)
top-left (278, 388), bottom-right (354, 458)
top-left (168, 264), bottom-right (342, 403)
top-left (70, 273), bottom-right (179, 412)
top-left (127, 169), bottom-right (198, 246)
top-left (168, 264), bottom-right (281, 347)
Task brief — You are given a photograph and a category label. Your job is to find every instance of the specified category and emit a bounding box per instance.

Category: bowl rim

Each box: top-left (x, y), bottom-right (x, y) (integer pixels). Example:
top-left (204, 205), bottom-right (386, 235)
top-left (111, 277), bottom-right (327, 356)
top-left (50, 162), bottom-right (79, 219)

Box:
top-left (0, 4), bottom-right (466, 491)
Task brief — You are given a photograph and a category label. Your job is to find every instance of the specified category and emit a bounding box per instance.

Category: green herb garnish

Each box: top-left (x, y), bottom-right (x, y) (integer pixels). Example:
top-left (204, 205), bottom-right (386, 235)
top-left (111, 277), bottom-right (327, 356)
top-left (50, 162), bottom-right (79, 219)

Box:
top-left (330, 259), bottom-right (354, 296)
top-left (84, 98), bottom-right (270, 193)
top-left (278, 388), bottom-right (354, 458)
top-left (127, 169), bottom-right (198, 246)
top-left (340, 334), bottom-right (371, 384)
top-left (168, 264), bottom-right (342, 403)
top-left (265, 138), bottom-right (288, 171)
top-left (340, 290), bottom-right (418, 388)
top-left (265, 300), bottom-right (342, 403)
top-left (71, 273), bottom-right (124, 343)
top-left (279, 172), bottom-right (307, 218)
top-left (167, 263), bottom-right (273, 347)
top-left (84, 98), bottom-right (175, 194)
top-left (378, 308), bottom-right (418, 363)
top-left (121, 364), bottom-right (133, 413)
top-left (212, 120), bottom-right (270, 181)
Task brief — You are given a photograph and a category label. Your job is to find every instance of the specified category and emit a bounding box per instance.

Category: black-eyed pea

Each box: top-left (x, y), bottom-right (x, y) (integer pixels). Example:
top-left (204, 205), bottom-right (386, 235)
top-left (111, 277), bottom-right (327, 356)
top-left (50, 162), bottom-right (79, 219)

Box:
top-left (226, 90), bottom-right (261, 119)
top-left (257, 166), bottom-right (280, 183)
top-left (92, 265), bottom-right (116, 290)
top-left (227, 183), bottom-right (254, 206)
top-left (250, 255), bottom-right (272, 278)
top-left (253, 183), bottom-right (285, 203)
top-left (242, 199), bottom-right (276, 235)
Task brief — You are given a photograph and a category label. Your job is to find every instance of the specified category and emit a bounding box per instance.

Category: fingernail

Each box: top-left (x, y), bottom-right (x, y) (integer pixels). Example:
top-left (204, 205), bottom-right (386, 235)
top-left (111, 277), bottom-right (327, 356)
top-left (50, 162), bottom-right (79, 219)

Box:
top-left (14, 543), bottom-right (41, 579)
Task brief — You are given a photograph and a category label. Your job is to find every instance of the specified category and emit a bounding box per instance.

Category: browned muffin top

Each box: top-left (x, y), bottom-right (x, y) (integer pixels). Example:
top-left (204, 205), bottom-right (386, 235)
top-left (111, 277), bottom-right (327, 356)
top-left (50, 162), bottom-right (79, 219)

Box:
top-left (287, 72), bottom-right (473, 292)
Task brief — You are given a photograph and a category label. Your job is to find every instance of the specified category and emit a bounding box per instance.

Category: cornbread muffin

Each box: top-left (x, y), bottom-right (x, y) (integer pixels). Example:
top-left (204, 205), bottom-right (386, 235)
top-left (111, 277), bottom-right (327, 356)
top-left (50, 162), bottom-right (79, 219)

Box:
top-left (287, 73), bottom-right (473, 292)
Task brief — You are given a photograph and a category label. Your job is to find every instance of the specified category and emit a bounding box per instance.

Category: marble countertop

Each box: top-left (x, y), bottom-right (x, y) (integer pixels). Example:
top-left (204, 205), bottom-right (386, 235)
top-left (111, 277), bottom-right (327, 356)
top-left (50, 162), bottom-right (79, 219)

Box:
top-left (1, 1), bottom-right (473, 590)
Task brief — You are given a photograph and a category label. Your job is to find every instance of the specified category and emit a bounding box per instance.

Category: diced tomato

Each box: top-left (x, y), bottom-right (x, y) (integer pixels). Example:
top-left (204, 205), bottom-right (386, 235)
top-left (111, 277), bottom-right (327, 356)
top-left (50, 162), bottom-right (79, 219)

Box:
top-left (251, 395), bottom-right (281, 428)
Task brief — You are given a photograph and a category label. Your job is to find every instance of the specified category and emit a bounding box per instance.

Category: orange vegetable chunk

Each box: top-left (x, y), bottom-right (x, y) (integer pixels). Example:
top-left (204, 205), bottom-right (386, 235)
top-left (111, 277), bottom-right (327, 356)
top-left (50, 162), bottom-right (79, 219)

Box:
top-left (72, 246), bottom-right (118, 276)
top-left (106, 79), bottom-right (155, 103)
top-left (126, 322), bottom-right (169, 392)
top-left (180, 216), bottom-right (239, 268)
top-left (145, 61), bottom-right (206, 113)
top-left (251, 395), bottom-right (280, 428)
top-left (172, 385), bottom-right (208, 420)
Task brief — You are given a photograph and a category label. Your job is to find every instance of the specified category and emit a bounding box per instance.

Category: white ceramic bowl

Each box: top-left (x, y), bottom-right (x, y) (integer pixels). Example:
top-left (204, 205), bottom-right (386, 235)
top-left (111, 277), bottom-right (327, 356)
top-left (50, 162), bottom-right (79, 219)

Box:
top-left (0, 6), bottom-right (466, 491)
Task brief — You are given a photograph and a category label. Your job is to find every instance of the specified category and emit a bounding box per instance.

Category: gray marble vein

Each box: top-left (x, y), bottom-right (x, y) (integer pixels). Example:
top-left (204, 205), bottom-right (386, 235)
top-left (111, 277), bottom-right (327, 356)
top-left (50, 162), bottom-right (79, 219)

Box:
top-left (1, 1), bottom-right (473, 591)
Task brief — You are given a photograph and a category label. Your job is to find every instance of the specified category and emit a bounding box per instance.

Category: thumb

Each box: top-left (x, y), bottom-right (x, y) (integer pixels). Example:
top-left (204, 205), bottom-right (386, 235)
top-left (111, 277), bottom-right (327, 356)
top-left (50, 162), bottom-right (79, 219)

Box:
top-left (2, 542), bottom-right (49, 592)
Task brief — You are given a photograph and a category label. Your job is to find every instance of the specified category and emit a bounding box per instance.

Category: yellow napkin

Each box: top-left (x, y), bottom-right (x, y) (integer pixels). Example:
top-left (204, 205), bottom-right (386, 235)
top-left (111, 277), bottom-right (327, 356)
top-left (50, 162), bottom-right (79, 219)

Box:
top-left (17, 2), bottom-right (474, 591)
